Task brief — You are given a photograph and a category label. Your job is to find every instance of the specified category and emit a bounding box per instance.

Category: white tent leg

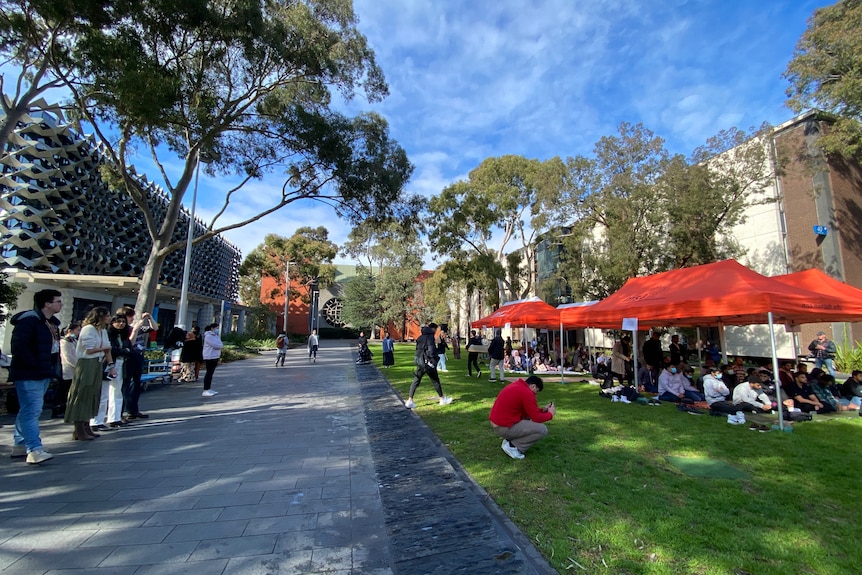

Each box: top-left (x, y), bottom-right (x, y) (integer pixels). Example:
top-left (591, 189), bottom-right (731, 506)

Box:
top-left (768, 312), bottom-right (785, 431)
top-left (719, 322), bottom-right (728, 365)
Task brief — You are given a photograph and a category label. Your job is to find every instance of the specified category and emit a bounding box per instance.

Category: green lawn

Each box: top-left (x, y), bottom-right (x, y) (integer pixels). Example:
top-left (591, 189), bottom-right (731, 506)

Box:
top-left (372, 343), bottom-right (862, 575)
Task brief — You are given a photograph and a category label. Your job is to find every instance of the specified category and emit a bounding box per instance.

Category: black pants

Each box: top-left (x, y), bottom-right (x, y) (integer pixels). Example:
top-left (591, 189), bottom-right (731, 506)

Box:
top-left (467, 352), bottom-right (480, 375)
top-left (123, 351), bottom-right (144, 415)
top-left (410, 361), bottom-right (443, 398)
top-left (203, 358), bottom-right (219, 390)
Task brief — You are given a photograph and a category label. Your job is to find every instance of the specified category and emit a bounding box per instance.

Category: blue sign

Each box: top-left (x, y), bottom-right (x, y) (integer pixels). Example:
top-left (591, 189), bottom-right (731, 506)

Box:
top-left (813, 225), bottom-right (828, 236)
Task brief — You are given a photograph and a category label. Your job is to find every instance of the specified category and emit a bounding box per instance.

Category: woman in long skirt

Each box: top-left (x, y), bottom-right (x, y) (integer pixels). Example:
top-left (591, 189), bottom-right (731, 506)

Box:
top-left (65, 307), bottom-right (116, 440)
top-left (382, 331), bottom-right (395, 368)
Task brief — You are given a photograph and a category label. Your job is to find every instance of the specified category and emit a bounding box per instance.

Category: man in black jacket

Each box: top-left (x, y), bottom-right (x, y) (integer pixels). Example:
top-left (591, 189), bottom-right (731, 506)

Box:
top-left (9, 289), bottom-right (63, 464)
top-left (403, 323), bottom-right (452, 409)
top-left (466, 330), bottom-right (482, 378)
top-left (488, 330), bottom-right (506, 384)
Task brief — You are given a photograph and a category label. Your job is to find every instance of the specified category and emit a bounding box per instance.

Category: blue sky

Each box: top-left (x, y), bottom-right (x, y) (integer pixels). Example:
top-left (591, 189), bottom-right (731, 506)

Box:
top-left (210, 0), bottom-right (831, 265)
top-left (4, 1), bottom-right (831, 266)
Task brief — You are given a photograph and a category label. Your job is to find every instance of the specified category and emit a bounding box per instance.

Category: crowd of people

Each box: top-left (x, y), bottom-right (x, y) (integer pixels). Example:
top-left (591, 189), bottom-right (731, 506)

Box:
top-left (7, 288), bottom-right (226, 465)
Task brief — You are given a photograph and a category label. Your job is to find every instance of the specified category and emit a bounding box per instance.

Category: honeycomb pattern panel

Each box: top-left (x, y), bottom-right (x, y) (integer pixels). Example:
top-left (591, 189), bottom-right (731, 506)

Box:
top-left (0, 101), bottom-right (241, 302)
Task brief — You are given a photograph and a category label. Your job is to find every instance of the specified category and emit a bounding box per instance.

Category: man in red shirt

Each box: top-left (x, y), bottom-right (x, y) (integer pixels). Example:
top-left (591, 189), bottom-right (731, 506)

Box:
top-left (489, 375), bottom-right (555, 460)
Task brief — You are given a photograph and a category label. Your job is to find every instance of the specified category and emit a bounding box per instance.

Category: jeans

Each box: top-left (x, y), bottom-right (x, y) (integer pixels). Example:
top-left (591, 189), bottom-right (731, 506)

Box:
top-left (437, 353), bottom-right (447, 371)
top-left (839, 397), bottom-right (862, 408)
top-left (814, 357), bottom-right (835, 377)
top-left (13, 378), bottom-right (50, 452)
top-left (489, 358), bottom-right (504, 381)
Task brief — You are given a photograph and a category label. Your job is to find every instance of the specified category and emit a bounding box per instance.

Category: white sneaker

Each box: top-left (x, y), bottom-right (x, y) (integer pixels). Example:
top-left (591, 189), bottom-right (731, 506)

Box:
top-left (501, 440), bottom-right (525, 460)
top-left (727, 414), bottom-right (742, 425)
top-left (612, 395), bottom-right (620, 402)
top-left (439, 396), bottom-right (453, 406)
top-left (26, 449), bottom-right (54, 464)
top-left (404, 398), bottom-right (416, 409)
top-left (735, 411), bottom-right (746, 424)
top-left (619, 396), bottom-right (632, 404)
top-left (202, 389), bottom-right (217, 397)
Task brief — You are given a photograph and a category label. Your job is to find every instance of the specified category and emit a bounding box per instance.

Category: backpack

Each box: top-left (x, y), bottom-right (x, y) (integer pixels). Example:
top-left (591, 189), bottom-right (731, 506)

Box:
top-left (276, 336), bottom-right (285, 349)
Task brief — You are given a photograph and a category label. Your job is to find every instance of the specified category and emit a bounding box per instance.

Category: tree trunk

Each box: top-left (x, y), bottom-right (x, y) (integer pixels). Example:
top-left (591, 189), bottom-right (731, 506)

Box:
top-left (135, 241), bottom-right (170, 314)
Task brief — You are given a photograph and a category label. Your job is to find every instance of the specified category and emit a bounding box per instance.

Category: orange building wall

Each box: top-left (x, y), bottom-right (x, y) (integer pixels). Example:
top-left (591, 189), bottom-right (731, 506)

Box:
top-left (261, 275), bottom-right (310, 336)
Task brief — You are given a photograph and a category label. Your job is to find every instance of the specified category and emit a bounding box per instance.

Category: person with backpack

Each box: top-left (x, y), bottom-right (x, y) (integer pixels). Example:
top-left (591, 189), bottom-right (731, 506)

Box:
top-left (307, 329), bottom-right (319, 363)
top-left (487, 330), bottom-right (506, 383)
top-left (275, 332), bottom-right (286, 366)
top-left (403, 323), bottom-right (452, 409)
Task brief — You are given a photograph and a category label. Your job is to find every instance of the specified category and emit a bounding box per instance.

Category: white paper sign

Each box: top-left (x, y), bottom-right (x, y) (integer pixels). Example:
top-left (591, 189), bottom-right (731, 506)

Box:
top-left (622, 317), bottom-right (638, 331)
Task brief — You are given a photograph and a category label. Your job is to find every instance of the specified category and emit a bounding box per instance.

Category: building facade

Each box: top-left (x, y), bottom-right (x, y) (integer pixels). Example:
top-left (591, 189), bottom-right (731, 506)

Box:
top-left (0, 100), bottom-right (243, 346)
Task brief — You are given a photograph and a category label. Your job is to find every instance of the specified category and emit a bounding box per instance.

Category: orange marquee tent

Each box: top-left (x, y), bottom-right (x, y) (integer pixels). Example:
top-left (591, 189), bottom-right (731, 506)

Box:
top-left (472, 297), bottom-right (561, 329)
top-left (771, 268), bottom-right (862, 316)
top-left (559, 260), bottom-right (862, 329)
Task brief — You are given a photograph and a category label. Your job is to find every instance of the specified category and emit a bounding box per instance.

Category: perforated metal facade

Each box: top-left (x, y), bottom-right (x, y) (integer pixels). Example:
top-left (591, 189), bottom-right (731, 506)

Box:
top-left (0, 102), bottom-right (240, 302)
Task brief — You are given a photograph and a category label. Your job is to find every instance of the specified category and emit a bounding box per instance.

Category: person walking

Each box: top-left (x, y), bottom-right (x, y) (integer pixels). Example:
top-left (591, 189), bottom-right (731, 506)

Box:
top-left (403, 323), bottom-right (452, 409)
top-left (381, 331), bottom-right (395, 368)
top-left (9, 289), bottom-right (63, 464)
top-left (179, 327), bottom-right (202, 381)
top-left (202, 323), bottom-right (223, 397)
top-left (466, 330), bottom-right (482, 378)
top-left (487, 330), bottom-right (505, 383)
top-left (66, 307), bottom-right (116, 441)
top-left (275, 332), bottom-right (287, 366)
top-left (307, 329), bottom-right (319, 363)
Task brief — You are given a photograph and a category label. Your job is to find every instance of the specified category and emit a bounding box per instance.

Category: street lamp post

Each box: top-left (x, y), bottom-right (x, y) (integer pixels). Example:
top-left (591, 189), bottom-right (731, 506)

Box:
top-left (282, 261), bottom-right (296, 335)
top-left (177, 158), bottom-right (201, 328)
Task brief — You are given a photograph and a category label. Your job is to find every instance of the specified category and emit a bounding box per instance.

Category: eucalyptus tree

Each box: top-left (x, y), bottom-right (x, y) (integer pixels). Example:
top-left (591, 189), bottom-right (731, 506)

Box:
top-left (427, 155), bottom-right (566, 303)
top-left (785, 0), bottom-right (862, 161)
top-left (8, 0), bottom-right (411, 312)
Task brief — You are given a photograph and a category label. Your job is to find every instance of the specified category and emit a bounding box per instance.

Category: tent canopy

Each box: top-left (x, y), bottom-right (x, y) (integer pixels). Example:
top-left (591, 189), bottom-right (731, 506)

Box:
top-left (559, 260), bottom-right (862, 329)
top-left (772, 268), bottom-right (862, 309)
top-left (472, 297), bottom-right (561, 329)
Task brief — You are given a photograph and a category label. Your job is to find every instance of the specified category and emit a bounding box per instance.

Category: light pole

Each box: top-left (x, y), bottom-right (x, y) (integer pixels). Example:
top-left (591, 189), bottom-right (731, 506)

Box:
top-left (177, 157), bottom-right (201, 328)
top-left (282, 261), bottom-right (295, 334)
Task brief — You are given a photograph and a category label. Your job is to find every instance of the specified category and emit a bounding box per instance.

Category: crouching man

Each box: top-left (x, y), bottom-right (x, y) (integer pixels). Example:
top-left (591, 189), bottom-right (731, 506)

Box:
top-left (489, 375), bottom-right (555, 460)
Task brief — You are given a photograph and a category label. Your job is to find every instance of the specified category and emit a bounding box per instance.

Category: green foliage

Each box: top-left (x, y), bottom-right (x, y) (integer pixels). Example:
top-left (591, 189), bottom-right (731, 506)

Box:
top-left (239, 228), bottom-right (339, 307)
top-left (0, 271), bottom-right (24, 325)
top-left (834, 327), bottom-right (862, 372)
top-left (785, 0), bottom-right (862, 161)
top-left (427, 155), bottom-right (566, 302)
top-left (374, 343), bottom-right (862, 574)
top-left (340, 270), bottom-right (380, 331)
top-left (2, 0), bottom-right (413, 314)
top-left (557, 122), bottom-right (773, 299)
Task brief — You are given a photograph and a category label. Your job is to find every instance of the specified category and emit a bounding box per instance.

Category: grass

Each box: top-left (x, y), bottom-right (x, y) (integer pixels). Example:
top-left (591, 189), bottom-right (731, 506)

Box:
top-left (372, 343), bottom-right (862, 575)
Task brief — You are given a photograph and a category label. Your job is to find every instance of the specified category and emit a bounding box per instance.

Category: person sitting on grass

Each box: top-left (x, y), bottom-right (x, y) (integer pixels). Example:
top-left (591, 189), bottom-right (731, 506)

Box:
top-left (784, 370), bottom-right (823, 413)
top-left (637, 361), bottom-right (658, 393)
top-left (840, 370), bottom-right (862, 409)
top-left (489, 375), bottom-right (555, 460)
top-left (811, 373), bottom-right (848, 413)
top-left (657, 364), bottom-right (704, 403)
top-left (732, 374), bottom-right (774, 413)
top-left (703, 365), bottom-right (737, 415)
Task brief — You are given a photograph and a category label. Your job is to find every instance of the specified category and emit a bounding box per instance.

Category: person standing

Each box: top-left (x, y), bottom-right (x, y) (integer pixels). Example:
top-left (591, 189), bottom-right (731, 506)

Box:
top-left (307, 329), bottom-right (319, 363)
top-left (179, 327), bottom-right (202, 381)
top-left (91, 315), bottom-right (130, 431)
top-left (808, 331), bottom-right (837, 377)
top-left (66, 307), bottom-right (116, 441)
top-left (381, 331), bottom-right (395, 368)
top-left (487, 330), bottom-right (505, 383)
top-left (403, 323), bottom-right (452, 409)
top-left (436, 330), bottom-right (448, 372)
top-left (642, 331), bottom-right (663, 377)
top-left (54, 322), bottom-right (81, 419)
top-left (9, 289), bottom-right (63, 464)
top-left (275, 332), bottom-right (287, 366)
top-left (489, 375), bottom-right (555, 460)
top-left (202, 323), bottom-right (223, 397)
top-left (466, 330), bottom-right (482, 379)
top-left (119, 308), bottom-right (157, 419)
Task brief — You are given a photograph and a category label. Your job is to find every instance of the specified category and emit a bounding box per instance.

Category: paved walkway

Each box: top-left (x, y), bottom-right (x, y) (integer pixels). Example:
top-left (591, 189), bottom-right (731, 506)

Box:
top-left (0, 343), bottom-right (555, 574)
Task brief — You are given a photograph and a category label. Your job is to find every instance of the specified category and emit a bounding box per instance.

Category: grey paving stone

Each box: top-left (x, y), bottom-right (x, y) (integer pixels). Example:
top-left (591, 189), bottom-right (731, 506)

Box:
top-left (79, 525), bottom-right (173, 547)
top-left (99, 541), bottom-right (199, 567)
top-left (142, 507), bottom-right (223, 527)
top-left (0, 545), bottom-right (114, 572)
top-left (163, 518), bottom-right (249, 542)
top-left (188, 533), bottom-right (279, 561)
